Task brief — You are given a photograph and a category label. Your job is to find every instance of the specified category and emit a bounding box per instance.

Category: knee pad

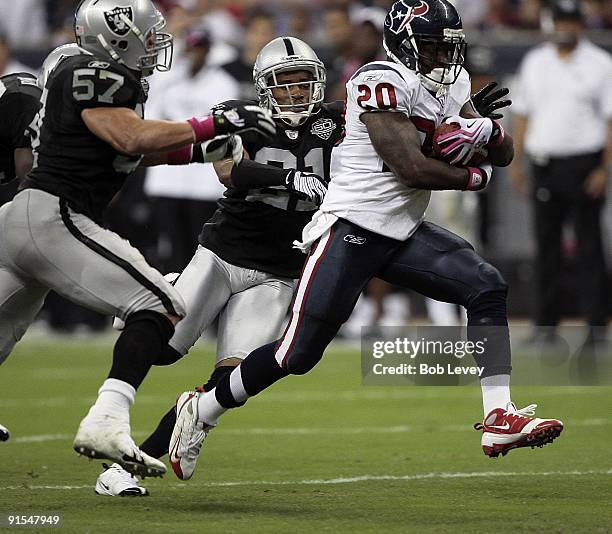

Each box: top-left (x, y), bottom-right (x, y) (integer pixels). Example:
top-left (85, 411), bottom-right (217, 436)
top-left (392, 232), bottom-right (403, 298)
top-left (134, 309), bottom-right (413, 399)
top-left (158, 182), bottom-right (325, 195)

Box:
top-left (124, 310), bottom-right (175, 345)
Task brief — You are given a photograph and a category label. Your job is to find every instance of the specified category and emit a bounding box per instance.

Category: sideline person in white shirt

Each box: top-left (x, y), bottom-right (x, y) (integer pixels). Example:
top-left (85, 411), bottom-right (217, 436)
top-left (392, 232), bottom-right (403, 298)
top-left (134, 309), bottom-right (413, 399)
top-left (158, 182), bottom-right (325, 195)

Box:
top-left (511, 0), bottom-right (612, 342)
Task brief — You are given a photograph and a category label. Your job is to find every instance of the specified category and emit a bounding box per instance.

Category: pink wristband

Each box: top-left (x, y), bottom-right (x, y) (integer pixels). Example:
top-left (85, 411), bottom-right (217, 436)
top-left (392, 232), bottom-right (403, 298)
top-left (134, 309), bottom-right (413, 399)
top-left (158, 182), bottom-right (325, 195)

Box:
top-left (465, 167), bottom-right (487, 191)
top-left (487, 120), bottom-right (505, 148)
top-left (187, 116), bottom-right (216, 143)
top-left (167, 145), bottom-right (193, 165)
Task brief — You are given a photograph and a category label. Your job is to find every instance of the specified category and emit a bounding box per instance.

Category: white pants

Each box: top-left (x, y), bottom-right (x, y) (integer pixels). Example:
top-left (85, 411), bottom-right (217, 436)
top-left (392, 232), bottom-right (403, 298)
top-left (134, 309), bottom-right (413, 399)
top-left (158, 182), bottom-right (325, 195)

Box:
top-left (169, 246), bottom-right (296, 364)
top-left (0, 189), bottom-right (185, 362)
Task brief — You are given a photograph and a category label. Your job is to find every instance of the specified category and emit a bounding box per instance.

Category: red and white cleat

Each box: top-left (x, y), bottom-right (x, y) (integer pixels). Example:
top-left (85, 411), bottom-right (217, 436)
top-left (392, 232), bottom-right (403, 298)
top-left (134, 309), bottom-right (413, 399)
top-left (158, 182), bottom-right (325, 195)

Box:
top-left (475, 403), bottom-right (563, 458)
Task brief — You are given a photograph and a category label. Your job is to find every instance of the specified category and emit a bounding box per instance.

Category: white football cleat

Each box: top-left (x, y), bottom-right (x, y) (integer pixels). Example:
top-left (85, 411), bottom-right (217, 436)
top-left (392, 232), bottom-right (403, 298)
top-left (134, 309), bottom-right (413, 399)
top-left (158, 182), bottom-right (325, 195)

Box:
top-left (168, 390), bottom-right (213, 480)
top-left (74, 411), bottom-right (166, 478)
top-left (95, 463), bottom-right (149, 497)
top-left (0, 423), bottom-right (10, 442)
top-left (475, 403), bottom-right (564, 458)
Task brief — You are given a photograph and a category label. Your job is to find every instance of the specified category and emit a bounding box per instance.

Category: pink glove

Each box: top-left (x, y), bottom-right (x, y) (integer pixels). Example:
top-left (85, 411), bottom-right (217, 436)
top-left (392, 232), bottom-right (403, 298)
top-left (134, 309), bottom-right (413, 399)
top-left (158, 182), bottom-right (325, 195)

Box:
top-left (437, 116), bottom-right (494, 165)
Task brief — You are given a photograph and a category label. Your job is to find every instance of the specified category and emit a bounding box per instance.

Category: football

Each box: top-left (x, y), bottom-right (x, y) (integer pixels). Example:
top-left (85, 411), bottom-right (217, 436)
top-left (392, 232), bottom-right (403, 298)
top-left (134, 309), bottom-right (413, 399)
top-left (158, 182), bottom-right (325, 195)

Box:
top-left (432, 122), bottom-right (488, 166)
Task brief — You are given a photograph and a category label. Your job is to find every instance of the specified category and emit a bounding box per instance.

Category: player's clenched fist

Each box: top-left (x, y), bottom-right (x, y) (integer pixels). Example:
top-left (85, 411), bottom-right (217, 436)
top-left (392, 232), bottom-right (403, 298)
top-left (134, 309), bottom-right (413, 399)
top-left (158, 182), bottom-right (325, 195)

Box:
top-left (188, 105), bottom-right (276, 143)
top-left (214, 105), bottom-right (276, 138)
top-left (285, 170), bottom-right (329, 205)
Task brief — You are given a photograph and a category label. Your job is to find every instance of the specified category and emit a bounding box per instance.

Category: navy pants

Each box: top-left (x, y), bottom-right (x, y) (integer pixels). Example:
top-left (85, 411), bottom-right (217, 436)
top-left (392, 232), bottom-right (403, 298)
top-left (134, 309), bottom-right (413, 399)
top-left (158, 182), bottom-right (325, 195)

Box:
top-left (272, 218), bottom-right (509, 376)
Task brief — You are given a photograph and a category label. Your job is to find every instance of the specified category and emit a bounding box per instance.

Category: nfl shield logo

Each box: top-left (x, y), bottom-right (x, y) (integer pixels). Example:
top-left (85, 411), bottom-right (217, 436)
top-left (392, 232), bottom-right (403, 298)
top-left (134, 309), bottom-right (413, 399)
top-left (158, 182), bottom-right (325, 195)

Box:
top-left (104, 6), bottom-right (134, 36)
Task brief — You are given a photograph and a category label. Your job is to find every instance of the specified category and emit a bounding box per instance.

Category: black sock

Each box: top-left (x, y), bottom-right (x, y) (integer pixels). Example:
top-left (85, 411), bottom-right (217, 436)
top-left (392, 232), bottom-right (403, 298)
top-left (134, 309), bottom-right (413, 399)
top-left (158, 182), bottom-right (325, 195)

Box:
top-left (215, 342), bottom-right (288, 408)
top-left (109, 311), bottom-right (174, 389)
top-left (140, 406), bottom-right (176, 458)
top-left (467, 290), bottom-right (512, 377)
top-left (139, 365), bottom-right (236, 458)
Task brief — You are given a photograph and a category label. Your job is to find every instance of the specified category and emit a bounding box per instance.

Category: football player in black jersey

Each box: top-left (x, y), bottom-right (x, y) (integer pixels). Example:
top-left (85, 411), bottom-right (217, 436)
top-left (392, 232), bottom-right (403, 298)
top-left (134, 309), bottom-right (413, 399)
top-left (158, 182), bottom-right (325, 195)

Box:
top-left (0, 72), bottom-right (40, 186)
top-left (93, 36), bottom-right (344, 494)
top-left (0, 0), bottom-right (274, 478)
top-left (0, 71), bottom-right (42, 442)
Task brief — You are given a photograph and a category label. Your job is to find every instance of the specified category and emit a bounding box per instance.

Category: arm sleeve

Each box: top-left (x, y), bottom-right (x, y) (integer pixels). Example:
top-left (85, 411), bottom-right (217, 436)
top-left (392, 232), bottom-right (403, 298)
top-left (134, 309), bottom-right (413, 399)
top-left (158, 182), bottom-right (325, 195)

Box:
top-left (230, 160), bottom-right (290, 189)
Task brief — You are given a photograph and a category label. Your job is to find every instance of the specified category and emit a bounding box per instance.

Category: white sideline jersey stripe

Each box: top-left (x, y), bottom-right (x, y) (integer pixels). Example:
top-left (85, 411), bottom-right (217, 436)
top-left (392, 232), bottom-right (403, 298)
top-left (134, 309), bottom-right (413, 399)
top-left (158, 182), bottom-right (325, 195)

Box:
top-left (274, 228), bottom-right (333, 366)
top-left (1, 469), bottom-right (610, 491)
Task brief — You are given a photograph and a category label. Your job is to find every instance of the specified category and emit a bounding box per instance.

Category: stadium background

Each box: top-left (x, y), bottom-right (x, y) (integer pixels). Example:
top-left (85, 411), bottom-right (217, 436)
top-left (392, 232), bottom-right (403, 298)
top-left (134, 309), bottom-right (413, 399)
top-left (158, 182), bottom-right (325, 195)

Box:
top-left (1, 0), bottom-right (610, 326)
top-left (0, 1), bottom-right (611, 531)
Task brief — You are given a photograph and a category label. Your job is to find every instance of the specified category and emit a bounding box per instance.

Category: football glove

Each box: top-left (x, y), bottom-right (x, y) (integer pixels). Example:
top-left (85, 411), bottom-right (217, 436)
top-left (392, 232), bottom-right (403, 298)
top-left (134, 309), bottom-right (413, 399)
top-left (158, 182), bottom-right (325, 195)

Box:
top-left (201, 134), bottom-right (244, 164)
top-left (436, 116), bottom-right (494, 166)
top-left (214, 104), bottom-right (276, 139)
top-left (285, 170), bottom-right (329, 205)
top-left (470, 82), bottom-right (512, 120)
top-left (463, 163), bottom-right (493, 191)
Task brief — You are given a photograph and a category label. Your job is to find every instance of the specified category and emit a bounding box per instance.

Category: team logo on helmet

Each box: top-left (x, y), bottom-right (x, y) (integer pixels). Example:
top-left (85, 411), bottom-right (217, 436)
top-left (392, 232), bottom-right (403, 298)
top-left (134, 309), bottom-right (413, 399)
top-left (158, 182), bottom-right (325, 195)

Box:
top-left (104, 6), bottom-right (134, 36)
top-left (310, 118), bottom-right (337, 140)
top-left (385, 1), bottom-right (430, 34)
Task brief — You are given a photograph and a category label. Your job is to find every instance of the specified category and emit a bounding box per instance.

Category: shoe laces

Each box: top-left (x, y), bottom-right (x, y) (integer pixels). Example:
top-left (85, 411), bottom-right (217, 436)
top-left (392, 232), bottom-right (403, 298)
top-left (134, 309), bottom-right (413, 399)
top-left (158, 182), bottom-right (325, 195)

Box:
top-left (505, 403), bottom-right (537, 418)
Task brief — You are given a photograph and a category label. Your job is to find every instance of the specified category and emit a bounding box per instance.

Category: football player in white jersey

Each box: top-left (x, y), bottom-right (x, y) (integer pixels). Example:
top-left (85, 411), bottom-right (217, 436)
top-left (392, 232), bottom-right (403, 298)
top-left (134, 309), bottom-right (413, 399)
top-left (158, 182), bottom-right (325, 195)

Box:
top-left (169, 0), bottom-right (564, 479)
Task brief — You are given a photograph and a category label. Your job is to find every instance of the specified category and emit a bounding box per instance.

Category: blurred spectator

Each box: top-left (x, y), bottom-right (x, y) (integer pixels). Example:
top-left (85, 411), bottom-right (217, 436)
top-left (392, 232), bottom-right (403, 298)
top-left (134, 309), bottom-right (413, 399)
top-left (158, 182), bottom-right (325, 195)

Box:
top-left (511, 0), bottom-right (611, 342)
top-left (449, 0), bottom-right (489, 28)
top-left (221, 9), bottom-right (276, 100)
top-left (144, 26), bottom-right (239, 273)
top-left (0, 0), bottom-right (48, 49)
top-left (0, 33), bottom-right (36, 76)
top-left (321, 5), bottom-right (386, 100)
top-left (319, 4), bottom-right (355, 100)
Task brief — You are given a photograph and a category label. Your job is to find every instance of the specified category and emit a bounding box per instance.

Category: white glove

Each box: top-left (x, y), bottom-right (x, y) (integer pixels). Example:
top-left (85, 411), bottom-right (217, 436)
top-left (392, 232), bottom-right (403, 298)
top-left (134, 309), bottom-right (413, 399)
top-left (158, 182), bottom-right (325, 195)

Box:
top-left (285, 170), bottom-right (329, 205)
top-left (201, 134), bottom-right (244, 163)
top-left (437, 115), bottom-right (494, 165)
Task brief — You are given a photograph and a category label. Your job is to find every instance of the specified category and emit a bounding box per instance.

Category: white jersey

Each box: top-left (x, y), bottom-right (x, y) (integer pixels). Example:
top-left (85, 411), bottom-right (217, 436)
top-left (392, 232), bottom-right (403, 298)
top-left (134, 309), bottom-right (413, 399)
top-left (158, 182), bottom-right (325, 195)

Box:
top-left (321, 61), bottom-right (471, 241)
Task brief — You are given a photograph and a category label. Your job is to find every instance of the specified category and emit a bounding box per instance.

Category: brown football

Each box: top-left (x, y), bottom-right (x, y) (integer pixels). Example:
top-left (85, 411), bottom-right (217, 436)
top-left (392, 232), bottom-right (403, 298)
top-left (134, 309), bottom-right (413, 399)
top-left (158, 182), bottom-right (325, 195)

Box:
top-left (432, 122), bottom-right (487, 166)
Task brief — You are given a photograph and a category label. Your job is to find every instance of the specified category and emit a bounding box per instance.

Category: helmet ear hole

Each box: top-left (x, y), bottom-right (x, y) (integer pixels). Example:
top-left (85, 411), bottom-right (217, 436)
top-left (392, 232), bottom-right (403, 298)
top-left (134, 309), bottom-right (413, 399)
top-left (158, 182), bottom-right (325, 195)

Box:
top-left (118, 40), bottom-right (129, 50)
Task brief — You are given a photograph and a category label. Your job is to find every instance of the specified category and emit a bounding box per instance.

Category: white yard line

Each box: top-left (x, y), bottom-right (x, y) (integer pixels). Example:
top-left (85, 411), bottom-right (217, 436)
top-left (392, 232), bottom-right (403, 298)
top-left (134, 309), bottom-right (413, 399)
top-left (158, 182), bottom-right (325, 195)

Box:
top-left (1, 469), bottom-right (611, 491)
top-left (1, 386), bottom-right (609, 409)
top-left (9, 418), bottom-right (609, 444)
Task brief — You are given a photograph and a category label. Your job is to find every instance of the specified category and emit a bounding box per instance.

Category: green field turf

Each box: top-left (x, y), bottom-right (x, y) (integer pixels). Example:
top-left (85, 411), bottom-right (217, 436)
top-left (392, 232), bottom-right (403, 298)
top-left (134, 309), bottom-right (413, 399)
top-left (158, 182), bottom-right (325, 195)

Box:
top-left (1, 334), bottom-right (611, 533)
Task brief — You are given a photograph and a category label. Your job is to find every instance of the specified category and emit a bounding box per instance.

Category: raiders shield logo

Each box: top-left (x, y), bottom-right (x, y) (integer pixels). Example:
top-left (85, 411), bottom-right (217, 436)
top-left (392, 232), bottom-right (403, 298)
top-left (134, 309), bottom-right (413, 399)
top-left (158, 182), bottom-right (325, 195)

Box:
top-left (310, 118), bottom-right (337, 140)
top-left (104, 6), bottom-right (134, 36)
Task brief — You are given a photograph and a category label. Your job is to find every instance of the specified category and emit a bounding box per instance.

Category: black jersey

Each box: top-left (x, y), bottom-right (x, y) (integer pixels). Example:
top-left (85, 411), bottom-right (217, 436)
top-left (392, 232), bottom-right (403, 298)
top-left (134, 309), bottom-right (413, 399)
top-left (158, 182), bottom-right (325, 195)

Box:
top-left (0, 73), bottom-right (41, 184)
top-left (22, 54), bottom-right (145, 224)
top-left (199, 100), bottom-right (344, 278)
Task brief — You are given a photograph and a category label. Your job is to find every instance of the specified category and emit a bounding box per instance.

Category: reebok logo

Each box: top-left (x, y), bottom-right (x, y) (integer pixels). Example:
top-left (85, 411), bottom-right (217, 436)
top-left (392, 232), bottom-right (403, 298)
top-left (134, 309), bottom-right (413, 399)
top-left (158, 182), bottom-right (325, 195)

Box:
top-left (344, 235), bottom-right (366, 245)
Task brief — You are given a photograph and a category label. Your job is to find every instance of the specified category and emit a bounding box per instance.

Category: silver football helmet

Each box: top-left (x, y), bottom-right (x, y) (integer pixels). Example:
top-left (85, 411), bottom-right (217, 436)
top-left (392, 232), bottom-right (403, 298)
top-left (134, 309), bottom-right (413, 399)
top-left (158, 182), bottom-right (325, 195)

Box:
top-left (38, 43), bottom-right (90, 90)
top-left (74, 0), bottom-right (173, 77)
top-left (253, 37), bottom-right (326, 127)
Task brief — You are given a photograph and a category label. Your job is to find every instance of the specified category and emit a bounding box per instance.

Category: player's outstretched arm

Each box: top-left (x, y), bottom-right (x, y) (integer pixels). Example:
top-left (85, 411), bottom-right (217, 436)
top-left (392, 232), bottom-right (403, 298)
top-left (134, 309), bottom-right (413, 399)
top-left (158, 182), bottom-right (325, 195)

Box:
top-left (82, 107), bottom-right (197, 156)
top-left (362, 111), bottom-right (486, 191)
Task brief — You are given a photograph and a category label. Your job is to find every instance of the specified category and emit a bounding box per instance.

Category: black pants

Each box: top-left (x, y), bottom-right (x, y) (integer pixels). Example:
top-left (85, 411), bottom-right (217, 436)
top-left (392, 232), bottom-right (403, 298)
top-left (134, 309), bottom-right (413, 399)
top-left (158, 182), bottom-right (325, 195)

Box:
top-left (531, 152), bottom-right (608, 327)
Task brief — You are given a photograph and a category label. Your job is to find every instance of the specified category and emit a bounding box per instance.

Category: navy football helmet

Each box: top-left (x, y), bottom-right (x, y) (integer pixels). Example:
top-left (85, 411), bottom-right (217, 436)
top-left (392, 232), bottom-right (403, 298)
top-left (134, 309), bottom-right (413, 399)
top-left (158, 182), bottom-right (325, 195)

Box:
top-left (383, 0), bottom-right (466, 95)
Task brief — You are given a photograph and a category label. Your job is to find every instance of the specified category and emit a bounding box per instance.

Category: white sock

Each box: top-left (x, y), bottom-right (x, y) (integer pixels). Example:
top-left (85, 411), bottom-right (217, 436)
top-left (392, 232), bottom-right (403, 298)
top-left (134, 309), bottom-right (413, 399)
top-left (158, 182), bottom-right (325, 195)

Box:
top-left (480, 374), bottom-right (511, 417)
top-left (197, 389), bottom-right (227, 426)
top-left (89, 379), bottom-right (135, 417)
